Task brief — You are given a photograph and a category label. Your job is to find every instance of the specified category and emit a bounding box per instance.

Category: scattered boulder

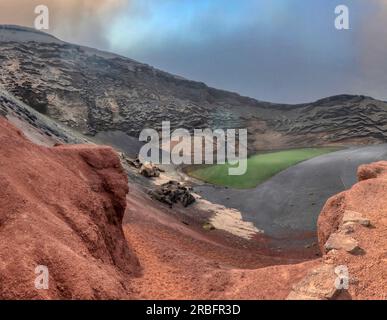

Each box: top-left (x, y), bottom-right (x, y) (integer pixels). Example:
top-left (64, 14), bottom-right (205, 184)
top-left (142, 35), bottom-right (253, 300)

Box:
top-left (287, 265), bottom-right (339, 300)
top-left (341, 224), bottom-right (355, 235)
top-left (324, 233), bottom-right (359, 254)
top-left (342, 210), bottom-right (371, 227)
top-left (140, 162), bottom-right (162, 178)
top-left (126, 157), bottom-right (142, 169)
top-left (151, 181), bottom-right (196, 208)
top-left (124, 156), bottom-right (165, 178)
top-left (203, 222), bottom-right (216, 231)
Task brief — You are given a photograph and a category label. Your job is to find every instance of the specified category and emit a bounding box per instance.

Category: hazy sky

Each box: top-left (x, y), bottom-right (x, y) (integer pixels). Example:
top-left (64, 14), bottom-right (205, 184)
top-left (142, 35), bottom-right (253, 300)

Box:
top-left (1, 0), bottom-right (387, 103)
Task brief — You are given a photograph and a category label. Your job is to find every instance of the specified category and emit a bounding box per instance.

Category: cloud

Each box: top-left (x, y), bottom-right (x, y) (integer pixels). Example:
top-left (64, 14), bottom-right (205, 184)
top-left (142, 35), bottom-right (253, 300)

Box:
top-left (108, 0), bottom-right (360, 103)
top-left (1, 0), bottom-right (387, 103)
top-left (355, 0), bottom-right (387, 100)
top-left (0, 0), bottom-right (127, 47)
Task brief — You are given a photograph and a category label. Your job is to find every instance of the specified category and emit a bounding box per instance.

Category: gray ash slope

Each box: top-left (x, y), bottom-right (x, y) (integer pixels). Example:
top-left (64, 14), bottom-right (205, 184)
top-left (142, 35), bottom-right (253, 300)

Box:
top-left (196, 143), bottom-right (387, 240)
top-left (1, 25), bottom-right (387, 151)
top-left (0, 87), bottom-right (87, 145)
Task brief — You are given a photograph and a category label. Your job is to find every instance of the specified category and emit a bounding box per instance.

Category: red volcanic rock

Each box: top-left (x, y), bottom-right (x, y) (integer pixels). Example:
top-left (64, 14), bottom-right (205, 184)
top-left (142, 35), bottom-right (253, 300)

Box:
top-left (317, 192), bottom-right (346, 252)
top-left (318, 161), bottom-right (387, 251)
top-left (357, 161), bottom-right (387, 181)
top-left (0, 118), bottom-right (139, 299)
top-left (314, 161), bottom-right (387, 299)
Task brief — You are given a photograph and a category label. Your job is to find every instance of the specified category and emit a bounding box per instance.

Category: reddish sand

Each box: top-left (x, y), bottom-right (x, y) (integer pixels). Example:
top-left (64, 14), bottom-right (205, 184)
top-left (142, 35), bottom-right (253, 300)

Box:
top-left (123, 186), bottom-right (317, 299)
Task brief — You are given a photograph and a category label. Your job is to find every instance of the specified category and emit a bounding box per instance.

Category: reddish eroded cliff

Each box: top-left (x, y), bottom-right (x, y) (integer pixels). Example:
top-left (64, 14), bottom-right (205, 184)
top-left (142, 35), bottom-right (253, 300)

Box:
top-left (357, 161), bottom-right (387, 181)
top-left (318, 161), bottom-right (387, 252)
top-left (292, 161), bottom-right (387, 300)
top-left (0, 117), bottom-right (139, 299)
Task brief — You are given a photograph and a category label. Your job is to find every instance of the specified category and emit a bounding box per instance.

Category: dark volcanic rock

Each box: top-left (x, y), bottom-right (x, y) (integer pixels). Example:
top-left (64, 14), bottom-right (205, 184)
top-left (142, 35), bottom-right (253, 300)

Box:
top-left (151, 181), bottom-right (196, 208)
top-left (10, 81), bottom-right (48, 114)
top-left (0, 25), bottom-right (387, 150)
top-left (0, 104), bottom-right (7, 117)
top-left (0, 90), bottom-right (85, 144)
top-left (139, 162), bottom-right (162, 178)
top-left (270, 95), bottom-right (387, 143)
top-left (125, 157), bottom-right (142, 169)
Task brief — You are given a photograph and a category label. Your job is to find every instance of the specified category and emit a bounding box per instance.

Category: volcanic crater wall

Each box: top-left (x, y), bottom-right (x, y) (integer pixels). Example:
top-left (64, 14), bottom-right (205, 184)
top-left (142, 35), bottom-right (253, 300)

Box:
top-left (1, 26), bottom-right (387, 152)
